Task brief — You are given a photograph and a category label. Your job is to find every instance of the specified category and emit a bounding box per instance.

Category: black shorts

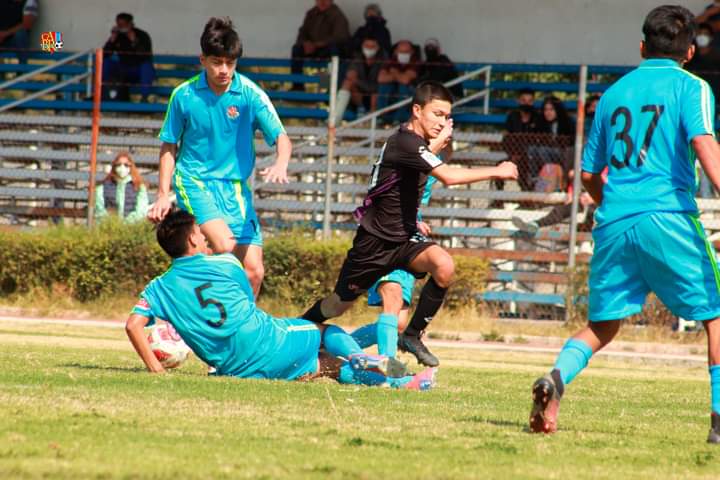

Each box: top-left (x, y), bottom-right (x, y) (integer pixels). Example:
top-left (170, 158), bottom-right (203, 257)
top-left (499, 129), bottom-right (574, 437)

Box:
top-left (333, 227), bottom-right (436, 301)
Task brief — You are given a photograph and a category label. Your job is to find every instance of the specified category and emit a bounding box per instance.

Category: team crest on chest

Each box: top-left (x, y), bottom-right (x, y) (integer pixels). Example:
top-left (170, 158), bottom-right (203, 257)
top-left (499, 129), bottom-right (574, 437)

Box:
top-left (226, 105), bottom-right (239, 119)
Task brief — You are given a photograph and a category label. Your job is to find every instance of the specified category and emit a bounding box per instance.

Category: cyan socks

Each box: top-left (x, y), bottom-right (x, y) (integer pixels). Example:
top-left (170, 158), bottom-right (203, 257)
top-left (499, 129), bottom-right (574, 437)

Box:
top-left (377, 313), bottom-right (399, 358)
top-left (350, 323), bottom-right (377, 349)
top-left (553, 338), bottom-right (593, 387)
top-left (710, 365), bottom-right (720, 415)
top-left (323, 325), bottom-right (362, 358)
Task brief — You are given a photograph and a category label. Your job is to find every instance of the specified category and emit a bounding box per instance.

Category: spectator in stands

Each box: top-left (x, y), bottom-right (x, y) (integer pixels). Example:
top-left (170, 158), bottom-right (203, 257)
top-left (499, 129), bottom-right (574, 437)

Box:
top-left (351, 3), bottom-right (392, 57)
top-left (376, 40), bottom-right (419, 124)
top-left (501, 89), bottom-right (541, 192)
top-left (291, 0), bottom-right (350, 91)
top-left (418, 38), bottom-right (463, 99)
top-left (332, 36), bottom-right (387, 125)
top-left (525, 96), bottom-right (574, 192)
top-left (695, 1), bottom-right (720, 44)
top-left (0, 0), bottom-right (38, 64)
top-left (505, 88), bottom-right (540, 133)
top-left (686, 23), bottom-right (720, 107)
top-left (584, 94), bottom-right (601, 136)
top-left (102, 13), bottom-right (155, 102)
top-left (96, 152), bottom-right (149, 223)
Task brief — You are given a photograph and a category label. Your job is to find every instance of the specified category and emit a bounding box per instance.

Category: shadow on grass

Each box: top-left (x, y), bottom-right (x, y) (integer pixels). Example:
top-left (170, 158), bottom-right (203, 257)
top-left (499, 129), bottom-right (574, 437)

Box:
top-left (60, 362), bottom-right (146, 373)
top-left (458, 415), bottom-right (527, 430)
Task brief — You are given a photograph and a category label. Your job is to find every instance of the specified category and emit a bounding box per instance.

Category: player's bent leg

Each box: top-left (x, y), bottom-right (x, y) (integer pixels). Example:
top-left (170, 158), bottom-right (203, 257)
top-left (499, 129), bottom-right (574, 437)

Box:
top-left (303, 293), bottom-right (355, 324)
top-left (399, 246), bottom-right (455, 367)
top-left (199, 218), bottom-right (237, 254)
top-left (234, 243), bottom-right (264, 297)
top-left (704, 318), bottom-right (720, 444)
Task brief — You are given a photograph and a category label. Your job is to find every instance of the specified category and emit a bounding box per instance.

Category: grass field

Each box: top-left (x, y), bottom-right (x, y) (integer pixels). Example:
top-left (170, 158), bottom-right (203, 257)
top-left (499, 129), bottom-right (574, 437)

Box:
top-left (0, 320), bottom-right (717, 479)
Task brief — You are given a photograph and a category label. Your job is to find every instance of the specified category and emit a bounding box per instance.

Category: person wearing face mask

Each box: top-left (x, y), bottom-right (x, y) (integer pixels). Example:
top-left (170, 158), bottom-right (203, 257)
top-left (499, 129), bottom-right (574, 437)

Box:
top-left (351, 4), bottom-right (392, 56)
top-left (332, 37), bottom-right (387, 125)
top-left (96, 152), bottom-right (149, 223)
top-left (686, 23), bottom-right (720, 111)
top-left (102, 12), bottom-right (155, 102)
top-left (376, 40), bottom-right (420, 124)
top-left (418, 38), bottom-right (463, 99)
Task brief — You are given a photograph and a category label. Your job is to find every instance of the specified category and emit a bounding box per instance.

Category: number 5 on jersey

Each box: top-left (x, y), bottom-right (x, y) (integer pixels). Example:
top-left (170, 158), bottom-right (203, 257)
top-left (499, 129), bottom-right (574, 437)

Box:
top-left (195, 282), bottom-right (227, 327)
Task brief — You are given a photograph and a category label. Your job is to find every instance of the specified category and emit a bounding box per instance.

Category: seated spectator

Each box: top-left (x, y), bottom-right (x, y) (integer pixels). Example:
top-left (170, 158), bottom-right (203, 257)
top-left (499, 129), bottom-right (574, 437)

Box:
top-left (102, 13), bottom-right (155, 102)
top-left (291, 0), bottom-right (350, 91)
top-left (526, 96), bottom-right (575, 192)
top-left (501, 89), bottom-right (541, 192)
top-left (376, 40), bottom-right (419, 124)
top-left (584, 94), bottom-right (601, 136)
top-left (332, 37), bottom-right (387, 125)
top-left (0, 0), bottom-right (38, 64)
top-left (351, 3), bottom-right (392, 57)
top-left (505, 88), bottom-right (540, 133)
top-left (686, 23), bottom-right (720, 107)
top-left (96, 152), bottom-right (149, 223)
top-left (418, 38), bottom-right (463, 99)
top-left (695, 1), bottom-right (720, 43)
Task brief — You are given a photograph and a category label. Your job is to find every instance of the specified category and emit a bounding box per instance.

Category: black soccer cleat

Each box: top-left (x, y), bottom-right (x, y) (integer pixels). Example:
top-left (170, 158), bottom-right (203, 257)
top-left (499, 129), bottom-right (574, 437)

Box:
top-left (398, 332), bottom-right (439, 367)
top-left (708, 413), bottom-right (720, 444)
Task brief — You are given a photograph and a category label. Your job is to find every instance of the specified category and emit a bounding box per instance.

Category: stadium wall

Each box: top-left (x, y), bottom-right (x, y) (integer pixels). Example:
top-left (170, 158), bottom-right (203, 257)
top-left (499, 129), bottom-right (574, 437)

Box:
top-left (39, 0), bottom-right (706, 65)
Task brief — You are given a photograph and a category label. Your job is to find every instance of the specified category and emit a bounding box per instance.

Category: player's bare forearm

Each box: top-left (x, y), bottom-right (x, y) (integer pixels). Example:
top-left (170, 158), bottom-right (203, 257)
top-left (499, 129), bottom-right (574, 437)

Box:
top-left (125, 314), bottom-right (165, 374)
top-left (275, 133), bottom-right (292, 166)
top-left (157, 143), bottom-right (177, 197)
top-left (581, 171), bottom-right (604, 205)
top-left (694, 135), bottom-right (720, 192)
top-left (432, 161), bottom-right (518, 186)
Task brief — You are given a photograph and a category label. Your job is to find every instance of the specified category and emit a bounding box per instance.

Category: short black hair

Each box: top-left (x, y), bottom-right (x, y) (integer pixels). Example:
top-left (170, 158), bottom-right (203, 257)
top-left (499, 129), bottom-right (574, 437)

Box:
top-left (518, 88), bottom-right (535, 97)
top-left (698, 22), bottom-right (714, 34)
top-left (201, 17), bottom-right (242, 59)
top-left (116, 12), bottom-right (133, 23)
top-left (642, 5), bottom-right (696, 60)
top-left (156, 210), bottom-right (196, 259)
top-left (412, 80), bottom-right (454, 107)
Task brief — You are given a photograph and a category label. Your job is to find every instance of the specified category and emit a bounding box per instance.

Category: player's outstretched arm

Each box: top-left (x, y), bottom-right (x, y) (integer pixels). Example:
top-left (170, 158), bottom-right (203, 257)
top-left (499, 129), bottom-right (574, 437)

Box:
top-left (694, 135), bottom-right (720, 192)
top-left (431, 161), bottom-right (518, 186)
top-left (260, 133), bottom-right (292, 183)
top-left (125, 313), bottom-right (166, 374)
top-left (147, 142), bottom-right (176, 223)
top-left (581, 171), bottom-right (605, 205)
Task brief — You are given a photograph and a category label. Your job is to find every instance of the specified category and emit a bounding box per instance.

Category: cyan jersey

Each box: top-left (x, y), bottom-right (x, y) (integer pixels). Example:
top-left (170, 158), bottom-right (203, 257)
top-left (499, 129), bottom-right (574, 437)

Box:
top-left (583, 58), bottom-right (716, 242)
top-left (131, 253), bottom-right (299, 376)
top-left (159, 71), bottom-right (286, 181)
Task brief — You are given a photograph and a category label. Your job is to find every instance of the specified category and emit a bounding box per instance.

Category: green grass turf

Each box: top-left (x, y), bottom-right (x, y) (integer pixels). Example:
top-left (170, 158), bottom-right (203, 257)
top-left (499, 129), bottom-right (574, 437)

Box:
top-left (0, 321), bottom-right (717, 479)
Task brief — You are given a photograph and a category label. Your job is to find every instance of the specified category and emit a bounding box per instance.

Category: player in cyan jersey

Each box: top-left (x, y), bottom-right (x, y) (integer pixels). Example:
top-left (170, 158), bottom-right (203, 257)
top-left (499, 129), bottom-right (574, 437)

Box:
top-left (529, 6), bottom-right (720, 444)
top-left (147, 17), bottom-right (291, 297)
top-left (126, 210), bottom-right (436, 390)
top-left (351, 174), bottom-right (438, 356)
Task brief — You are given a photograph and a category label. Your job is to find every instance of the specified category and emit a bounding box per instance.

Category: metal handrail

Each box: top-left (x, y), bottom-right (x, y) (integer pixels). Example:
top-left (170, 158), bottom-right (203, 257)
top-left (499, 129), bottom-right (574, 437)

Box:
top-left (0, 72), bottom-right (89, 113)
top-left (0, 49), bottom-right (92, 91)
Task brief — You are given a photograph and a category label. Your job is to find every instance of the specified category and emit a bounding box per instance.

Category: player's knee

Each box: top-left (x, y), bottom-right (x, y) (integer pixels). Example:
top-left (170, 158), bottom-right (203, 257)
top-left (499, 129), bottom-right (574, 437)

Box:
top-left (433, 258), bottom-right (455, 288)
top-left (380, 283), bottom-right (404, 313)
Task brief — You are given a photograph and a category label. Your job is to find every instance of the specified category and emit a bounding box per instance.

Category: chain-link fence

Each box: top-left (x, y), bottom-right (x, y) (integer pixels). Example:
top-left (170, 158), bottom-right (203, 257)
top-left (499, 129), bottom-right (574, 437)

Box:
top-left (2, 50), bottom-right (720, 323)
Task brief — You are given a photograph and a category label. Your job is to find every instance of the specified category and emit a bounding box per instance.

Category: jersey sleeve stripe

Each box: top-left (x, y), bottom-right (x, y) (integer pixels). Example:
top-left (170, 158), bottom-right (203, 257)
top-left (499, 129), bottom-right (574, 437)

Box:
top-left (701, 79), bottom-right (712, 134)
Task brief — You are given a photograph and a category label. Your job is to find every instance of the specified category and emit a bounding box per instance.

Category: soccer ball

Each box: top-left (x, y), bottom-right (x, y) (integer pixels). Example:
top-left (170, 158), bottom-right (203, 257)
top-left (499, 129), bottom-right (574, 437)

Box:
top-left (147, 323), bottom-right (191, 369)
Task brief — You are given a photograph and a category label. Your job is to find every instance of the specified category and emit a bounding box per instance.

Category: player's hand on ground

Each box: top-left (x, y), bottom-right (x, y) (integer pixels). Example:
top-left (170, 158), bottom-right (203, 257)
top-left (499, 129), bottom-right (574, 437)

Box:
top-left (147, 194), bottom-right (172, 223)
top-left (260, 162), bottom-right (289, 183)
top-left (495, 161), bottom-right (518, 180)
top-left (417, 221), bottom-right (432, 237)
